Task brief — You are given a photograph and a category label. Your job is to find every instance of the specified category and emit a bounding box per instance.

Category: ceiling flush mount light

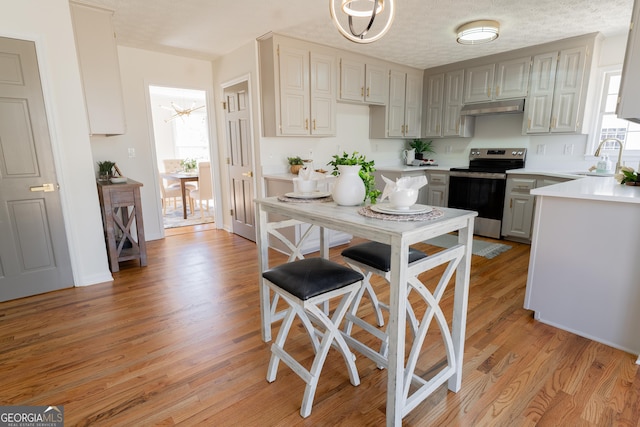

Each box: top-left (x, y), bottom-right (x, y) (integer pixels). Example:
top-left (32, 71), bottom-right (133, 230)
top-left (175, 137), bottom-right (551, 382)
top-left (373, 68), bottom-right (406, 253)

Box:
top-left (330, 0), bottom-right (395, 44)
top-left (456, 20), bottom-right (500, 45)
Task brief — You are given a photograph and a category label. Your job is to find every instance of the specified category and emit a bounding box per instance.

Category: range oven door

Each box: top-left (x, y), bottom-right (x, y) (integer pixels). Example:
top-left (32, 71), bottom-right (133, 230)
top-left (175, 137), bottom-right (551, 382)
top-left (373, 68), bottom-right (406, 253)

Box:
top-left (448, 171), bottom-right (506, 238)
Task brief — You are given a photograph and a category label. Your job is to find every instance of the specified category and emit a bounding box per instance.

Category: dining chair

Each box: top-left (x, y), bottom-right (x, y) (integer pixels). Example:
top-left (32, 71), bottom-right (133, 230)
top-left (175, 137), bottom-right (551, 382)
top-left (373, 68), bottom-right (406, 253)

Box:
top-left (262, 257), bottom-right (363, 418)
top-left (162, 158), bottom-right (197, 190)
top-left (189, 161), bottom-right (214, 218)
top-left (340, 242), bottom-right (427, 362)
top-left (340, 241), bottom-right (466, 374)
top-left (158, 175), bottom-right (189, 214)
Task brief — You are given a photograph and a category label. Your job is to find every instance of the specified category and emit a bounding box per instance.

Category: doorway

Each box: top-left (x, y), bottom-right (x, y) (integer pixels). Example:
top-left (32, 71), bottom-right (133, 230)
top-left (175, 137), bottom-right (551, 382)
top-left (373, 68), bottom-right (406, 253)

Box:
top-left (148, 86), bottom-right (215, 230)
top-left (0, 37), bottom-right (73, 301)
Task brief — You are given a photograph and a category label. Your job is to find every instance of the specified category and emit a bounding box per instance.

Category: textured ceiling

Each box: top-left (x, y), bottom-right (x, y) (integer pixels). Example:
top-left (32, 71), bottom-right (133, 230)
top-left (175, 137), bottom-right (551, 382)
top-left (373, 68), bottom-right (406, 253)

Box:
top-left (73, 0), bottom-right (634, 69)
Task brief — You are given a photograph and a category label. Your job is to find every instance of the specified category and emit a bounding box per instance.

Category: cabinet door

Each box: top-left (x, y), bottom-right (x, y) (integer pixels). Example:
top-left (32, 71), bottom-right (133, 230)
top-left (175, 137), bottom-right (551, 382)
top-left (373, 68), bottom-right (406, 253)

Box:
top-left (503, 194), bottom-right (535, 239)
top-left (365, 64), bottom-right (388, 104)
top-left (551, 46), bottom-right (586, 133)
top-left (339, 58), bottom-right (365, 102)
top-left (443, 70), bottom-right (467, 137)
top-left (388, 70), bottom-right (407, 137)
top-left (495, 57), bottom-right (531, 99)
top-left (426, 172), bottom-right (448, 206)
top-left (424, 73), bottom-right (444, 137)
top-left (524, 52), bottom-right (558, 134)
top-left (279, 45), bottom-right (310, 135)
top-left (70, 3), bottom-right (126, 135)
top-left (404, 72), bottom-right (422, 138)
top-left (310, 52), bottom-right (336, 136)
top-left (464, 63), bottom-right (495, 103)
top-left (501, 177), bottom-right (536, 240)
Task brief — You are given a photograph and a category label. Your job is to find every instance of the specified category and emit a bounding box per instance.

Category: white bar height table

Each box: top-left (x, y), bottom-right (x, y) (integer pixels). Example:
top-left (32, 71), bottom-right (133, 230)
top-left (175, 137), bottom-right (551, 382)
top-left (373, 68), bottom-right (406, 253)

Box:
top-left (255, 197), bottom-right (476, 426)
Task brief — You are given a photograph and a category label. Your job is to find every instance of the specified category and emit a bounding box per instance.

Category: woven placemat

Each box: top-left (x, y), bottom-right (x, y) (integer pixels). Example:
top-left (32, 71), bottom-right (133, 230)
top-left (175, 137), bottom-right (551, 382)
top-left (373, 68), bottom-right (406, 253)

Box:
top-left (358, 206), bottom-right (444, 221)
top-left (277, 195), bottom-right (333, 203)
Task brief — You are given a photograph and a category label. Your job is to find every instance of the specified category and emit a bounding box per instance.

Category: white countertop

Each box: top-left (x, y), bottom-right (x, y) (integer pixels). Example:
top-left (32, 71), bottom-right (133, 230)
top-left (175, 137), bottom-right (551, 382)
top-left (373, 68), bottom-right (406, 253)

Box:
top-left (375, 164), bottom-right (462, 172)
top-left (531, 176), bottom-right (640, 204)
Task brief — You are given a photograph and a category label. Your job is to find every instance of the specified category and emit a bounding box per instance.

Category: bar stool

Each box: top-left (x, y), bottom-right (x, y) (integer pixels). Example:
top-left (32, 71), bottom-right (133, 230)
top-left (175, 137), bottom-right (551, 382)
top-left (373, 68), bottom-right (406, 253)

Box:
top-left (341, 241), bottom-right (428, 364)
top-left (262, 257), bottom-right (364, 418)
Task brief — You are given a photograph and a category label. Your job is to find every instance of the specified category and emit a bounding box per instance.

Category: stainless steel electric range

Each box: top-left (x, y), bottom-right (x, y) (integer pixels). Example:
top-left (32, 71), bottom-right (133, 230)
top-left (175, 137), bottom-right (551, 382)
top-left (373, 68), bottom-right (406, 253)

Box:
top-left (448, 148), bottom-right (527, 239)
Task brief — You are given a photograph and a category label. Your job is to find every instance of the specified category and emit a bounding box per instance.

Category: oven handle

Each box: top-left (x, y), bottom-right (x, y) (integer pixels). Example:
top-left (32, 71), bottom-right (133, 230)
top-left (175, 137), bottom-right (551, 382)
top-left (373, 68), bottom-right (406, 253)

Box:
top-left (449, 171), bottom-right (506, 179)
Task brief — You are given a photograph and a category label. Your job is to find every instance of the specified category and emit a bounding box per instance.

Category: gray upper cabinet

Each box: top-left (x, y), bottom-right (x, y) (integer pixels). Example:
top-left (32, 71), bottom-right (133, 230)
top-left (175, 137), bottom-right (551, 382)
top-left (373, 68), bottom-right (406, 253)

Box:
top-left (424, 70), bottom-right (473, 138)
top-left (463, 57), bottom-right (530, 103)
top-left (524, 45), bottom-right (591, 134)
top-left (617, 0), bottom-right (640, 124)
top-left (339, 58), bottom-right (388, 105)
top-left (258, 34), bottom-right (336, 137)
top-left (70, 2), bottom-right (126, 135)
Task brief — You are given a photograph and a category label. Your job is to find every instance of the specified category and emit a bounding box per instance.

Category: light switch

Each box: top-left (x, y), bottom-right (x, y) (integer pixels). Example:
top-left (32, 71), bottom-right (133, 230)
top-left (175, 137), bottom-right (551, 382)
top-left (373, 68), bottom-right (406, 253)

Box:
top-left (128, 148), bottom-right (135, 158)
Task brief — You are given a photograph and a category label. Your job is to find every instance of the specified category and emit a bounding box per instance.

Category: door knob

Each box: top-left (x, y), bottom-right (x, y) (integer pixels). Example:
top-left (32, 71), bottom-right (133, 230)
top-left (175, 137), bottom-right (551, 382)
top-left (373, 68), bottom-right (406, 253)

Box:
top-left (242, 171), bottom-right (253, 178)
top-left (30, 183), bottom-right (55, 192)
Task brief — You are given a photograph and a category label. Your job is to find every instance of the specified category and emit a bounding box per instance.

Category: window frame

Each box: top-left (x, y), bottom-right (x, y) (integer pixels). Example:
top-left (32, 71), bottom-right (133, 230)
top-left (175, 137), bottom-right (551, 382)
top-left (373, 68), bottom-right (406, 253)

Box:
top-left (590, 66), bottom-right (640, 165)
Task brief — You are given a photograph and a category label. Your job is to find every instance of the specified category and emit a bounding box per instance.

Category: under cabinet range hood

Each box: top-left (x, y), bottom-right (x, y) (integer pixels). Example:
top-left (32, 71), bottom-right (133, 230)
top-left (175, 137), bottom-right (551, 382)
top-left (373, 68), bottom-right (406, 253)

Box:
top-left (459, 99), bottom-right (525, 116)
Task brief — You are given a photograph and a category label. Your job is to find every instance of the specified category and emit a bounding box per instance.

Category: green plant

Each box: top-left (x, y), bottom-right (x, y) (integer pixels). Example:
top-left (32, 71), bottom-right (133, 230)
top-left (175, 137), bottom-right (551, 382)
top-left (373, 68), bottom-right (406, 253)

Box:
top-left (97, 160), bottom-right (116, 174)
top-left (287, 156), bottom-right (304, 165)
top-left (408, 139), bottom-right (435, 155)
top-left (616, 166), bottom-right (639, 184)
top-left (327, 151), bottom-right (381, 204)
top-left (181, 158), bottom-right (197, 171)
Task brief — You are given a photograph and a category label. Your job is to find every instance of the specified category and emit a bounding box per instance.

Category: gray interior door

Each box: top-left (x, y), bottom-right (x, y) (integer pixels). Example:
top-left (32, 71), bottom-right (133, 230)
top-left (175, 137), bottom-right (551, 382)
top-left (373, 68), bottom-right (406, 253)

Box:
top-left (0, 37), bottom-right (73, 302)
top-left (225, 81), bottom-right (255, 241)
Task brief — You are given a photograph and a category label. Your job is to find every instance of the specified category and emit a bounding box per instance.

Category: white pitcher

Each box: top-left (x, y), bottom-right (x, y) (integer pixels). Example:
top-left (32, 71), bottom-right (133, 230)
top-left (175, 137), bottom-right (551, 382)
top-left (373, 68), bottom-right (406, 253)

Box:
top-left (403, 148), bottom-right (415, 165)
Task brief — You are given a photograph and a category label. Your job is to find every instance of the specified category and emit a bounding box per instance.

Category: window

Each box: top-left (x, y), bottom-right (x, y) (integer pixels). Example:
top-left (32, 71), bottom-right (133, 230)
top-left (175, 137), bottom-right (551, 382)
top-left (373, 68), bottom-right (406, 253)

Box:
top-left (594, 70), bottom-right (640, 152)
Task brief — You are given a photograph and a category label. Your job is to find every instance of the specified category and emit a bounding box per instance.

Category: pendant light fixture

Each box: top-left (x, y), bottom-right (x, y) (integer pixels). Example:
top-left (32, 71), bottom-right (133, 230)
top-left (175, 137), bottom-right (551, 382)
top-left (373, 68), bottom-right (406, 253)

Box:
top-left (330, 0), bottom-right (395, 44)
top-left (456, 20), bottom-right (500, 45)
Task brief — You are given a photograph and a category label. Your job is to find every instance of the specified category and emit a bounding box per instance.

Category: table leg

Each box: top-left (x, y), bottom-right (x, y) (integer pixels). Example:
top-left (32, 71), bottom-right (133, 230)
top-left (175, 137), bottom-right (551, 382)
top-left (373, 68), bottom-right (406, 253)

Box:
top-left (256, 206), bottom-right (272, 342)
top-left (448, 218), bottom-right (474, 392)
top-left (180, 179), bottom-right (187, 219)
top-left (386, 237), bottom-right (409, 427)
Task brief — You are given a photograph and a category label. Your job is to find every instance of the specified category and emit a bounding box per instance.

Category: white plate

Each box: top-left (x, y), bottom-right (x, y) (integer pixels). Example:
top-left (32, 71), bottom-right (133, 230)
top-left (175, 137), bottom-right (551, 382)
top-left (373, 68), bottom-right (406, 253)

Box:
top-left (109, 177), bottom-right (127, 183)
top-left (371, 203), bottom-right (433, 215)
top-left (284, 191), bottom-right (331, 199)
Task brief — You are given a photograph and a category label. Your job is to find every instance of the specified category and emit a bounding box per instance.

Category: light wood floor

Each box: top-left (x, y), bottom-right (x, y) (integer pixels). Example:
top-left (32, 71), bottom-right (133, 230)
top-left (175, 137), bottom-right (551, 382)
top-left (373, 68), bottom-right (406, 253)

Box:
top-left (1, 225), bottom-right (639, 426)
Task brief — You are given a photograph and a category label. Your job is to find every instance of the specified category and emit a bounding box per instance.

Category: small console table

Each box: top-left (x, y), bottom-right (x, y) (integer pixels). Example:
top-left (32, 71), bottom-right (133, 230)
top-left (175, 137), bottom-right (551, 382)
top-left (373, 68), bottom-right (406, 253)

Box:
top-left (97, 179), bottom-right (147, 272)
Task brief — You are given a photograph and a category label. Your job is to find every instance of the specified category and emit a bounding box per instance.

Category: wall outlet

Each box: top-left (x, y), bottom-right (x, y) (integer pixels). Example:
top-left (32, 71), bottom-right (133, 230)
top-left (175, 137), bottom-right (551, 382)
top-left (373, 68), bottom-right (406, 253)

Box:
top-left (563, 144), bottom-right (574, 155)
top-left (128, 148), bottom-right (135, 158)
top-left (445, 145), bottom-right (452, 154)
top-left (536, 144), bottom-right (546, 155)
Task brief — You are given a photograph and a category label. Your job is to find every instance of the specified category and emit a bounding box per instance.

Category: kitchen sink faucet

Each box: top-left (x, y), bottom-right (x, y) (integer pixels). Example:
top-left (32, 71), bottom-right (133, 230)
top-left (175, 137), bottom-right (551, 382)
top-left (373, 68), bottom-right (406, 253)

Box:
top-left (594, 138), bottom-right (625, 174)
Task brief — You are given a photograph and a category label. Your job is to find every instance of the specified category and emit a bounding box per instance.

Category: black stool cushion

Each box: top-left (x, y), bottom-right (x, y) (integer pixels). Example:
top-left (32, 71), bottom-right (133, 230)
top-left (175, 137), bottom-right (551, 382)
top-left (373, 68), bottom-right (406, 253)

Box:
top-left (341, 242), bottom-right (427, 272)
top-left (263, 258), bottom-right (364, 301)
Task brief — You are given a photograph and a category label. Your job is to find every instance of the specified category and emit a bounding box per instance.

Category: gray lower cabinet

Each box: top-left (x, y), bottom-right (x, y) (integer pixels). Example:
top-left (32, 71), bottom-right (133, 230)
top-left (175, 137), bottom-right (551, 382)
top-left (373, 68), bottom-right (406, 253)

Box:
top-left (502, 175), bottom-right (573, 242)
top-left (426, 172), bottom-right (449, 207)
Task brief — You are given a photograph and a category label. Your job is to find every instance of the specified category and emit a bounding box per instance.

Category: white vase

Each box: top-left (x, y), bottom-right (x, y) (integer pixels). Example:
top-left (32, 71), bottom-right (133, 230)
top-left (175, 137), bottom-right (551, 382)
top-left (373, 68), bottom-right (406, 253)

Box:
top-left (332, 164), bottom-right (366, 206)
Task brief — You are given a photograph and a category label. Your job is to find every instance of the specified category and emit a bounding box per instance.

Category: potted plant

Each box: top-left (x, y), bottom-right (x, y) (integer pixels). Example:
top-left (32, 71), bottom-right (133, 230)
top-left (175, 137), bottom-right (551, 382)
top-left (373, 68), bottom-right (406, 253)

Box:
top-left (408, 139), bottom-right (435, 160)
top-left (616, 166), bottom-right (640, 186)
top-left (287, 156), bottom-right (304, 174)
top-left (181, 157), bottom-right (197, 173)
top-left (327, 151), bottom-right (381, 204)
top-left (97, 160), bottom-right (116, 181)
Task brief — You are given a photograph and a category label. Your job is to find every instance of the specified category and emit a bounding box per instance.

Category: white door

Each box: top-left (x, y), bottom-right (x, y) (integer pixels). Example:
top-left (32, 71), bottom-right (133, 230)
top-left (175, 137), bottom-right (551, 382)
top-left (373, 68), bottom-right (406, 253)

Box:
top-left (225, 81), bottom-right (255, 241)
top-left (0, 37), bottom-right (73, 302)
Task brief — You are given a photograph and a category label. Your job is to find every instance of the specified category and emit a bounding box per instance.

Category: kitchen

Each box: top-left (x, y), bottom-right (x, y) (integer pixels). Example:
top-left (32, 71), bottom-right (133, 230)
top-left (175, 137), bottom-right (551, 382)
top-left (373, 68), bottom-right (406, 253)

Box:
top-left (1, 1), bottom-right (636, 288)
